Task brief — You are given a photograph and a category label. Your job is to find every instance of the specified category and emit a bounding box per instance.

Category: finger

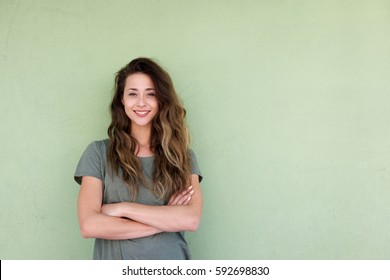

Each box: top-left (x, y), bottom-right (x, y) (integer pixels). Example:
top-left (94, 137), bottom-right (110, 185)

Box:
top-left (168, 193), bottom-right (178, 205)
top-left (185, 185), bottom-right (193, 192)
top-left (168, 186), bottom-right (193, 205)
top-left (176, 189), bottom-right (194, 205)
top-left (179, 186), bottom-right (193, 197)
top-left (171, 192), bottom-right (183, 205)
top-left (182, 195), bottom-right (192, 205)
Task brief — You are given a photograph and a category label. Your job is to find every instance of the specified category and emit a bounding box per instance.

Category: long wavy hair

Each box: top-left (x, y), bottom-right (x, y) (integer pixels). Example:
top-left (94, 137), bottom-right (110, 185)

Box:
top-left (108, 57), bottom-right (191, 201)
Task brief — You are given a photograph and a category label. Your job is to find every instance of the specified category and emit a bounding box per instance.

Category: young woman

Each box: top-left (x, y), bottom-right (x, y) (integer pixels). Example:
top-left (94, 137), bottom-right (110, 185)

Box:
top-left (74, 58), bottom-right (203, 259)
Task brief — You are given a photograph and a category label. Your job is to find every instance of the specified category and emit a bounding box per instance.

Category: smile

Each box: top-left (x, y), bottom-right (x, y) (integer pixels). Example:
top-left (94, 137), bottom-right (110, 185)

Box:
top-left (134, 110), bottom-right (151, 117)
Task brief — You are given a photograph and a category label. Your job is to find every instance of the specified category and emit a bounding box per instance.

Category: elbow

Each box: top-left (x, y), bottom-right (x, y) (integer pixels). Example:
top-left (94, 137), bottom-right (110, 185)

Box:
top-left (187, 223), bottom-right (199, 232)
top-left (79, 220), bottom-right (94, 238)
top-left (79, 226), bottom-right (90, 238)
top-left (186, 215), bottom-right (201, 232)
top-left (80, 229), bottom-right (90, 239)
top-left (171, 213), bottom-right (201, 232)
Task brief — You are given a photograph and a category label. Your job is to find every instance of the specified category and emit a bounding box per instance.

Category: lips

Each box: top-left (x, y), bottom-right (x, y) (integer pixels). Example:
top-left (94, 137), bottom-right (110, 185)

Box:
top-left (134, 110), bottom-right (150, 117)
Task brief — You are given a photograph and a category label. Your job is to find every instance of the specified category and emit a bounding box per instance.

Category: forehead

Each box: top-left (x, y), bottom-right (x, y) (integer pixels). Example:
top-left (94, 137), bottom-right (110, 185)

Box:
top-left (124, 73), bottom-right (154, 89)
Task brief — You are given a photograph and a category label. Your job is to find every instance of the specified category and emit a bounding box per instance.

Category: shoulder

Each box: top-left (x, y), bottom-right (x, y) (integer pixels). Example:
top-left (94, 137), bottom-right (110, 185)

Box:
top-left (80, 139), bottom-right (109, 161)
top-left (86, 139), bottom-right (109, 153)
top-left (91, 139), bottom-right (109, 148)
top-left (188, 149), bottom-right (199, 161)
top-left (74, 139), bottom-right (109, 185)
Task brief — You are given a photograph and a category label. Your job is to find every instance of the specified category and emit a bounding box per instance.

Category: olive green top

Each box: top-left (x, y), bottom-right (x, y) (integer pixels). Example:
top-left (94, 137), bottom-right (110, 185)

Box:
top-left (74, 139), bottom-right (202, 260)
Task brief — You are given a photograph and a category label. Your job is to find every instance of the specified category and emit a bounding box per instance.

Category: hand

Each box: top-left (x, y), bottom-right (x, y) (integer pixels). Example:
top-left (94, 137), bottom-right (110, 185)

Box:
top-left (168, 186), bottom-right (194, 206)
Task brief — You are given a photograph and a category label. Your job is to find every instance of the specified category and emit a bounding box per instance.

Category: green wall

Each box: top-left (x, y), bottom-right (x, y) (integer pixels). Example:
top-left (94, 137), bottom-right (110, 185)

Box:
top-left (1, 0), bottom-right (390, 259)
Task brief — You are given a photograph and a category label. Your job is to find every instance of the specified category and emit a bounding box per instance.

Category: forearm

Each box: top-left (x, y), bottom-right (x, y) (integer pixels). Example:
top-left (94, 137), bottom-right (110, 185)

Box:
top-left (79, 212), bottom-right (162, 240)
top-left (78, 176), bottom-right (162, 240)
top-left (116, 203), bottom-right (201, 232)
top-left (100, 175), bottom-right (203, 233)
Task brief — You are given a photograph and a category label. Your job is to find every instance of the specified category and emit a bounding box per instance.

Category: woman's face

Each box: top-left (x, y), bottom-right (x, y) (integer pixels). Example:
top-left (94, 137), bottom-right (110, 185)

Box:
top-left (122, 73), bottom-right (159, 130)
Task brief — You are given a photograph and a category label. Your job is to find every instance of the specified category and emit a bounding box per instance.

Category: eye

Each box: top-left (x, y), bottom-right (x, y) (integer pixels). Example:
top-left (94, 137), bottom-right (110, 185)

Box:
top-left (128, 92), bottom-right (137, 96)
top-left (147, 92), bottom-right (156, 97)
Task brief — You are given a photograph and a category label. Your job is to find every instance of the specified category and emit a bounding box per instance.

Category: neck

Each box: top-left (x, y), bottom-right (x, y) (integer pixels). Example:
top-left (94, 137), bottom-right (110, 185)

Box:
top-left (131, 124), bottom-right (153, 156)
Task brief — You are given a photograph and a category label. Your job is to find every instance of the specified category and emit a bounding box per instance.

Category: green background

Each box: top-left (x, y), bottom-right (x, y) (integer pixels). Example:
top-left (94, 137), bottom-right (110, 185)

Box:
top-left (1, 0), bottom-right (389, 259)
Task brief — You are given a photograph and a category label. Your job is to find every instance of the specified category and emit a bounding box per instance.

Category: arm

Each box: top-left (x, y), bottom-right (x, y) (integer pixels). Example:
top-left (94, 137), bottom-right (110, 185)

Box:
top-left (77, 176), bottom-right (162, 240)
top-left (101, 174), bottom-right (203, 232)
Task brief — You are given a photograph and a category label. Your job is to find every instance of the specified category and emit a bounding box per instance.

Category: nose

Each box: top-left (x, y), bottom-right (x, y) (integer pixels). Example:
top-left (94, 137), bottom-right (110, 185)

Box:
top-left (137, 95), bottom-right (146, 107)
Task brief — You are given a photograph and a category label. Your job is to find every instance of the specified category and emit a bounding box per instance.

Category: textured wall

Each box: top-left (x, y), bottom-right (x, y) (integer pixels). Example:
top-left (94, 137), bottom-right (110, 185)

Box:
top-left (1, 0), bottom-right (389, 259)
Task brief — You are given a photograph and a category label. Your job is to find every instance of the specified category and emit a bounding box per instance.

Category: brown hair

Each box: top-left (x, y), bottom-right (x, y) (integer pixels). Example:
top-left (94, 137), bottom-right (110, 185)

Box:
top-left (107, 57), bottom-right (191, 201)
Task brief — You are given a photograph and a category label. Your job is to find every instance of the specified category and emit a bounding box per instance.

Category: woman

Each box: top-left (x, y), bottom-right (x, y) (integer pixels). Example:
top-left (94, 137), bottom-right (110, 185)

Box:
top-left (74, 57), bottom-right (203, 259)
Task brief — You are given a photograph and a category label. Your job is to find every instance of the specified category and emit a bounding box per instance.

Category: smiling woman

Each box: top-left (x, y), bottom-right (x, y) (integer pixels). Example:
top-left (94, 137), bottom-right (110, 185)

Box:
top-left (74, 58), bottom-right (203, 260)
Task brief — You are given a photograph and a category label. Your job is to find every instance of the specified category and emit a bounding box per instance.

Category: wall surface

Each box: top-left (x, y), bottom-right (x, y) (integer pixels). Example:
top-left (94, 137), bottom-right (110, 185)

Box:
top-left (1, 0), bottom-right (389, 259)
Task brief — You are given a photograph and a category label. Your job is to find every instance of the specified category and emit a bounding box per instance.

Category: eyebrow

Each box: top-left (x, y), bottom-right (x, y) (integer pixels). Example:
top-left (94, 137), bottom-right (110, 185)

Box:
top-left (127, 88), bottom-right (155, 91)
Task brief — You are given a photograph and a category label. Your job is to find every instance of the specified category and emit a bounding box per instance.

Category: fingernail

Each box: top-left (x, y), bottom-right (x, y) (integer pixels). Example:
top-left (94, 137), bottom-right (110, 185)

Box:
top-left (188, 186), bottom-right (193, 189)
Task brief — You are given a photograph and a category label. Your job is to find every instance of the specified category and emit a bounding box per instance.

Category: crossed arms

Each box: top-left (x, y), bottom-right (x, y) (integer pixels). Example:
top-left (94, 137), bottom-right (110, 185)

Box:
top-left (77, 174), bottom-right (202, 240)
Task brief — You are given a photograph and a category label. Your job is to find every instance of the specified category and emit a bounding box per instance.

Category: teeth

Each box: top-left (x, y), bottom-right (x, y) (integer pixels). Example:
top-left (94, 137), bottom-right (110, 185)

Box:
top-left (135, 111), bottom-right (148, 115)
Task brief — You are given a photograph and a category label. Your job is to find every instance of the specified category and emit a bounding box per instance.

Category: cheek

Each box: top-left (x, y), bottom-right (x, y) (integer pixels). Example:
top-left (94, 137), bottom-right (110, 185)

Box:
top-left (122, 98), bottom-right (134, 108)
top-left (121, 100), bottom-right (133, 116)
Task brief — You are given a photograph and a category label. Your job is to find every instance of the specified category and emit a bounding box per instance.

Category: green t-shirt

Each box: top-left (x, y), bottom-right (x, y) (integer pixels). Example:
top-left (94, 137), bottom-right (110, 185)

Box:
top-left (74, 139), bottom-right (202, 260)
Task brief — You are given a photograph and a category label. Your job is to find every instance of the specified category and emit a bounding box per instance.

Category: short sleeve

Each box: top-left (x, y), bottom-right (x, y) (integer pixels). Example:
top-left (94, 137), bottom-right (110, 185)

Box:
top-left (74, 141), bottom-right (104, 185)
top-left (189, 149), bottom-right (203, 183)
